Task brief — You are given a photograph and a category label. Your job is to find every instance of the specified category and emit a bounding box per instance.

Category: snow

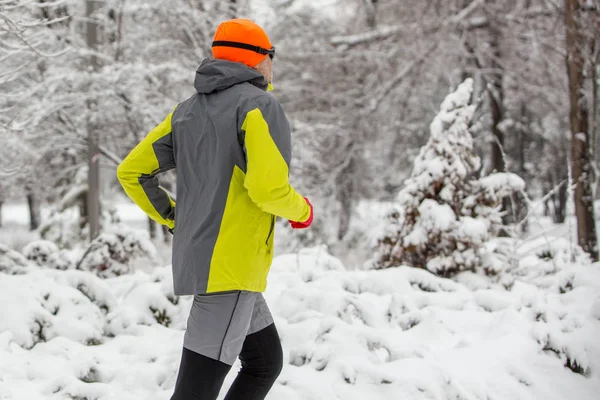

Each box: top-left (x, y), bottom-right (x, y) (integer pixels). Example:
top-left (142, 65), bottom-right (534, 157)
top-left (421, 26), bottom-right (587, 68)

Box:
top-left (592, 299), bottom-right (600, 320)
top-left (0, 203), bottom-right (36, 226)
top-left (114, 202), bottom-right (149, 223)
top-left (479, 172), bottom-right (527, 198)
top-left (0, 240), bottom-right (599, 399)
top-left (21, 240), bottom-right (60, 266)
top-left (0, 270), bottom-right (106, 349)
top-left (251, 0), bottom-right (355, 31)
top-left (0, 243), bottom-right (29, 273)
top-left (375, 79), bottom-right (525, 276)
top-left (331, 25), bottom-right (404, 46)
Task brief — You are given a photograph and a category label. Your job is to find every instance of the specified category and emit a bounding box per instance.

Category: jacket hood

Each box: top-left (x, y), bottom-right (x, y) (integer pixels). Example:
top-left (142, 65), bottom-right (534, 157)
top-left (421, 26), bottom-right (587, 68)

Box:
top-left (194, 59), bottom-right (268, 94)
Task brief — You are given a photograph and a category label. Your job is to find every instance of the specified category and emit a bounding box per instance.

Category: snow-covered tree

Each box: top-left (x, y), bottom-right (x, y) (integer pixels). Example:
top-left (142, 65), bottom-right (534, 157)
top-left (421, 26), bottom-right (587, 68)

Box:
top-left (1, 0), bottom-right (241, 240)
top-left (564, 0), bottom-right (599, 261)
top-left (372, 79), bottom-right (525, 277)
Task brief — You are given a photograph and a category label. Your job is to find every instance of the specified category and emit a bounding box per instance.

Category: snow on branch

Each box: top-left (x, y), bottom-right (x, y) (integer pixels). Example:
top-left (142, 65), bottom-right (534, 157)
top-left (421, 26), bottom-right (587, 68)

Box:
top-left (330, 0), bottom-right (556, 47)
top-left (330, 25), bottom-right (404, 47)
top-left (0, 0), bottom-right (69, 59)
top-left (449, 0), bottom-right (484, 24)
top-left (369, 44), bottom-right (437, 112)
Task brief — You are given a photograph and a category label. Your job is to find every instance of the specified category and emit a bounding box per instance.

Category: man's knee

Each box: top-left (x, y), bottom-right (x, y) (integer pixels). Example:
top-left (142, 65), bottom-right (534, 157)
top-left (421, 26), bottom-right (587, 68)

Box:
top-left (242, 343), bottom-right (282, 381)
top-left (267, 341), bottom-right (283, 380)
top-left (240, 324), bottom-right (283, 381)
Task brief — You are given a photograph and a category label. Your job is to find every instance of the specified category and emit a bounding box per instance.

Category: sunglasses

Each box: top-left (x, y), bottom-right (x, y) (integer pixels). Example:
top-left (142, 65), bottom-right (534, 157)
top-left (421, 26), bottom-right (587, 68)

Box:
top-left (212, 41), bottom-right (275, 60)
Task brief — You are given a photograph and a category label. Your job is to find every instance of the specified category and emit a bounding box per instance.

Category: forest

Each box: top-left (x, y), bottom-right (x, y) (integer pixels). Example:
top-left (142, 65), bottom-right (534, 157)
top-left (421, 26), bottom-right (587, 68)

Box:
top-left (1, 0), bottom-right (598, 262)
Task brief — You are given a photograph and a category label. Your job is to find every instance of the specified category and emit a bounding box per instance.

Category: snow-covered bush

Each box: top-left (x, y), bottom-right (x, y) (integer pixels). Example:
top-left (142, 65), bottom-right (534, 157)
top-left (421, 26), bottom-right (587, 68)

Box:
top-left (47, 249), bottom-right (76, 270)
top-left (49, 269), bottom-right (118, 315)
top-left (21, 240), bottom-right (77, 270)
top-left (0, 243), bottom-right (598, 399)
top-left (266, 247), bottom-right (600, 399)
top-left (77, 228), bottom-right (159, 278)
top-left (372, 79), bottom-right (525, 276)
top-left (0, 270), bottom-right (106, 349)
top-left (106, 266), bottom-right (190, 335)
top-left (0, 243), bottom-right (29, 274)
top-left (21, 240), bottom-right (59, 266)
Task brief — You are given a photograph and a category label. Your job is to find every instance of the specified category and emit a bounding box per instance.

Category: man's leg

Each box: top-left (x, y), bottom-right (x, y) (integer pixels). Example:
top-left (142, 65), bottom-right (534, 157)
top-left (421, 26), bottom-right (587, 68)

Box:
top-left (224, 324), bottom-right (283, 400)
top-left (170, 347), bottom-right (231, 400)
top-left (224, 293), bottom-right (282, 400)
top-left (171, 291), bottom-right (258, 400)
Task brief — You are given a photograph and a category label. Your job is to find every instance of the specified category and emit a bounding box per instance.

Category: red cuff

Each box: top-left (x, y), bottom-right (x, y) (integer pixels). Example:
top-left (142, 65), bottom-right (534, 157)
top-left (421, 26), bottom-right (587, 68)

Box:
top-left (289, 197), bottom-right (313, 229)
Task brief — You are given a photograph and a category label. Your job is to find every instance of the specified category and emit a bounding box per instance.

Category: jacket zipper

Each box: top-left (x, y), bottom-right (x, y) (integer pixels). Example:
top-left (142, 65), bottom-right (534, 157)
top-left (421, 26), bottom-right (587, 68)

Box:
top-left (265, 215), bottom-right (275, 246)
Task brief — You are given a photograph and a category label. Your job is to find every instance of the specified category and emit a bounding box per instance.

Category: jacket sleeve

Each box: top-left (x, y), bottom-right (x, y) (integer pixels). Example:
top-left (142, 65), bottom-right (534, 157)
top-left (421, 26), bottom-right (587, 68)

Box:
top-left (241, 96), bottom-right (311, 222)
top-left (117, 111), bottom-right (176, 229)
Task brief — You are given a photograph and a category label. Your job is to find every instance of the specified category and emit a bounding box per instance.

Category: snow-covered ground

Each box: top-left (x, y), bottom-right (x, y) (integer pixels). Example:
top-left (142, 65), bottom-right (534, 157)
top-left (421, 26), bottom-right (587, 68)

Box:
top-left (1, 201), bottom-right (600, 399)
top-left (1, 236), bottom-right (600, 399)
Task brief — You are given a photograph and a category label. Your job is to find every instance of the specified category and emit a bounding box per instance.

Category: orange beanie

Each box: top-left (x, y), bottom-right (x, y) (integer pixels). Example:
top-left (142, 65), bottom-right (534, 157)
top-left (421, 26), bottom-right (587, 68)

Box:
top-left (212, 19), bottom-right (272, 68)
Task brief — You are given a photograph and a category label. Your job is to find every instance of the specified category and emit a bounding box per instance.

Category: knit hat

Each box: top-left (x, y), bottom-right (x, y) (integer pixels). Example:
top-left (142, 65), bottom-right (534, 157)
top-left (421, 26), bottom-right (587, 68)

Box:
top-left (212, 19), bottom-right (273, 68)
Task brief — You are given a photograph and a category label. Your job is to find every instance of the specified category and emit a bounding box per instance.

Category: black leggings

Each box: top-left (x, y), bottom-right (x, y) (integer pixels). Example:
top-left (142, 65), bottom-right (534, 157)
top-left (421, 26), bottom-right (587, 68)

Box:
top-left (170, 323), bottom-right (283, 400)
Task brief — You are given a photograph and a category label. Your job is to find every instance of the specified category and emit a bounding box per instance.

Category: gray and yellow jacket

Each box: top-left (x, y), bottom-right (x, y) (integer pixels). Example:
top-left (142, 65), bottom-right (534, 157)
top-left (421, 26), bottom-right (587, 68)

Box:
top-left (117, 59), bottom-right (310, 295)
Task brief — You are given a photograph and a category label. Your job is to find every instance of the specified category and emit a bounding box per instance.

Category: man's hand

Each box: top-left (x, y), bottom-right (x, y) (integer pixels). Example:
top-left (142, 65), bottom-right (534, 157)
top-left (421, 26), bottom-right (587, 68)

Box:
top-left (289, 197), bottom-right (313, 229)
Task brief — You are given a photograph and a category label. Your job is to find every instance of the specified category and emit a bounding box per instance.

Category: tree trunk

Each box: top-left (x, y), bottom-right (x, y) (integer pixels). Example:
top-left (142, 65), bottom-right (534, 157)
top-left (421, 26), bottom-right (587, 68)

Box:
top-left (504, 102), bottom-right (529, 230)
top-left (564, 0), bottom-right (599, 261)
top-left (547, 158), bottom-right (568, 225)
top-left (518, 103), bottom-right (529, 232)
top-left (591, 17), bottom-right (600, 199)
top-left (363, 0), bottom-right (378, 28)
top-left (486, 19), bottom-right (510, 232)
top-left (27, 193), bottom-right (41, 231)
top-left (0, 201), bottom-right (3, 228)
top-left (555, 180), bottom-right (568, 224)
top-left (148, 217), bottom-right (156, 239)
top-left (336, 156), bottom-right (355, 241)
top-left (86, 0), bottom-right (101, 241)
top-left (593, 62), bottom-right (599, 198)
top-left (79, 193), bottom-right (88, 230)
top-left (517, 103), bottom-right (527, 176)
top-left (162, 225), bottom-right (171, 243)
top-left (488, 25), bottom-right (505, 174)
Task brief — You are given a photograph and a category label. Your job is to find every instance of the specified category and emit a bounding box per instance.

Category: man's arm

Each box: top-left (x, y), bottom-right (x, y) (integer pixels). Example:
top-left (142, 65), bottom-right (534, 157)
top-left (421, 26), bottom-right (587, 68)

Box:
top-left (117, 111), bottom-right (176, 229)
top-left (241, 96), bottom-right (311, 223)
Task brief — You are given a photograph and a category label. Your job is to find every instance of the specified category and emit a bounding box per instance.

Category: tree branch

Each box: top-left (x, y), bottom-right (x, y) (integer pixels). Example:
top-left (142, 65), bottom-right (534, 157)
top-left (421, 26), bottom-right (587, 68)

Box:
top-left (369, 43), bottom-right (437, 113)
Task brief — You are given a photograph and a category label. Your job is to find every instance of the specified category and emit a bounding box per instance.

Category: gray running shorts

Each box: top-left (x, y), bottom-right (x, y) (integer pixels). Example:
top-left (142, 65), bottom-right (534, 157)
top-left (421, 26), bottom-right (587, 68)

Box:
top-left (183, 291), bottom-right (274, 365)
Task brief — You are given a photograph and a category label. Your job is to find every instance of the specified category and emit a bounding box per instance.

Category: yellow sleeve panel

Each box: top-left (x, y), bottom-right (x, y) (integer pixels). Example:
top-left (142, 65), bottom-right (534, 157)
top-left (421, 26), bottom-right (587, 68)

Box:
top-left (117, 112), bottom-right (176, 229)
top-left (242, 108), bottom-right (311, 222)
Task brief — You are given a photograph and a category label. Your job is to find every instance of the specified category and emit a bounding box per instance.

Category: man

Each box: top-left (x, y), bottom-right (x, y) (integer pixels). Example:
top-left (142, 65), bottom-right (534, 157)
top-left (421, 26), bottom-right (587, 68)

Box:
top-left (117, 18), bottom-right (313, 400)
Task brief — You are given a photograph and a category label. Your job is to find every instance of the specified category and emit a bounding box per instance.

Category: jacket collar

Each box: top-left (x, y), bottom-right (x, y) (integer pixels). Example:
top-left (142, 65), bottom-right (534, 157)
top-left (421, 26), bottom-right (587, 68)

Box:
top-left (194, 59), bottom-right (268, 94)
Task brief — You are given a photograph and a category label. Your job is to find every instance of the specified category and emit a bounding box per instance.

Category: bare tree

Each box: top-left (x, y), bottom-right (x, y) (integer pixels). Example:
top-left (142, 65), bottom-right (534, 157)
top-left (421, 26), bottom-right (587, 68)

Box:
top-left (26, 192), bottom-right (40, 230)
top-left (487, 22), bottom-right (505, 174)
top-left (86, 0), bottom-right (100, 240)
top-left (564, 0), bottom-right (598, 261)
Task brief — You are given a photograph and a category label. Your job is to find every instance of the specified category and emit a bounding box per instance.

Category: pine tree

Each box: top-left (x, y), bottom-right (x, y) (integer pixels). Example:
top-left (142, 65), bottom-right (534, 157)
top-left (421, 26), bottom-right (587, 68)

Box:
top-left (373, 79), bottom-right (525, 277)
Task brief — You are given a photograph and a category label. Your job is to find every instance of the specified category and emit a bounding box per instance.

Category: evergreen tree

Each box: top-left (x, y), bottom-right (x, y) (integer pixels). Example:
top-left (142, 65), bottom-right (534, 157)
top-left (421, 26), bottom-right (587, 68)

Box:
top-left (373, 79), bottom-right (525, 277)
